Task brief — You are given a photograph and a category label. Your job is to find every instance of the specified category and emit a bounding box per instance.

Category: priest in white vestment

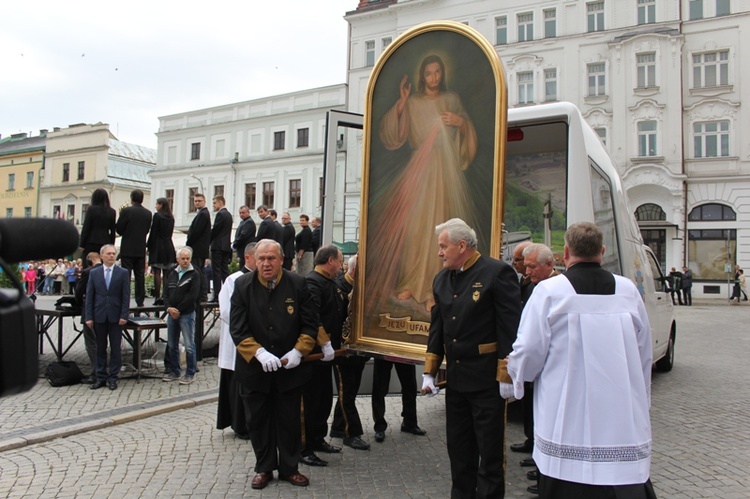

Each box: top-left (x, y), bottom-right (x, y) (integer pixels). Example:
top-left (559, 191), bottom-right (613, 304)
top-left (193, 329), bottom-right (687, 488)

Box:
top-left (505, 222), bottom-right (657, 499)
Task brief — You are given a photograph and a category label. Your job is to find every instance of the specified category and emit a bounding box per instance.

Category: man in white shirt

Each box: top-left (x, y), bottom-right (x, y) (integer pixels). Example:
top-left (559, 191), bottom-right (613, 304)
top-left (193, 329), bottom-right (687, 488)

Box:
top-left (506, 222), bottom-right (656, 498)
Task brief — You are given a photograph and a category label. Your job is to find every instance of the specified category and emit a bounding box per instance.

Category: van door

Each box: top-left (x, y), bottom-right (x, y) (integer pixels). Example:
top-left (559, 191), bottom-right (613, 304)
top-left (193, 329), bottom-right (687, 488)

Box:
top-left (643, 246), bottom-right (673, 363)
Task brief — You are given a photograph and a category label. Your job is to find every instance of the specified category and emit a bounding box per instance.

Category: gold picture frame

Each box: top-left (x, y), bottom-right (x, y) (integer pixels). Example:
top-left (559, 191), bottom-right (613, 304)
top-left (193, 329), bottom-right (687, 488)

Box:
top-left (351, 21), bottom-right (508, 361)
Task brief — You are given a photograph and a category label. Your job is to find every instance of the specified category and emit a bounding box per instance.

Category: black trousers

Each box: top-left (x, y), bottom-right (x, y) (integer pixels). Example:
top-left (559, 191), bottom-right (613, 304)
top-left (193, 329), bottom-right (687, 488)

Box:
top-left (371, 359), bottom-right (418, 432)
top-left (539, 474), bottom-right (657, 499)
top-left (240, 383), bottom-right (302, 476)
top-left (301, 364), bottom-right (333, 454)
top-left (120, 255), bottom-right (146, 307)
top-left (331, 356), bottom-right (367, 438)
top-left (283, 257), bottom-right (293, 271)
top-left (210, 250), bottom-right (231, 298)
top-left (682, 287), bottom-right (692, 306)
top-left (446, 387), bottom-right (506, 499)
top-left (522, 381), bottom-right (535, 445)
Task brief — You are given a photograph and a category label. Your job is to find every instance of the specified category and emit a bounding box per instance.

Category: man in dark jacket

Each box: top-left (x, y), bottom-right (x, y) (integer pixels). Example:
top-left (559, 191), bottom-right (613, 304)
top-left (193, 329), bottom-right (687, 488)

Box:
top-left (233, 206), bottom-right (256, 260)
top-left (256, 205), bottom-right (282, 243)
top-left (423, 218), bottom-right (521, 498)
top-left (311, 217), bottom-right (322, 254)
top-left (230, 239), bottom-right (318, 490)
top-left (162, 246), bottom-right (202, 384)
top-left (186, 193), bottom-right (211, 303)
top-left (210, 195), bottom-right (233, 300)
top-left (280, 212), bottom-right (296, 271)
top-left (116, 189), bottom-right (152, 307)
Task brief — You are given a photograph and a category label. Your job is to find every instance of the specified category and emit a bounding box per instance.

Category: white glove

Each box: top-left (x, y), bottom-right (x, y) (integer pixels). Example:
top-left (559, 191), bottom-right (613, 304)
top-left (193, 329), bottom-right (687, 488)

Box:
top-left (421, 374), bottom-right (439, 397)
top-left (281, 348), bottom-right (303, 369)
top-left (499, 382), bottom-right (515, 400)
top-left (321, 341), bottom-right (335, 362)
top-left (255, 347), bottom-right (282, 372)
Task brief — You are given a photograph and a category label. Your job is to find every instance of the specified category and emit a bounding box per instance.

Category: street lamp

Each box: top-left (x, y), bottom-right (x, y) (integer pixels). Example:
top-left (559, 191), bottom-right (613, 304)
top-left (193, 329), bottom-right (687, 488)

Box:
top-left (190, 174), bottom-right (205, 194)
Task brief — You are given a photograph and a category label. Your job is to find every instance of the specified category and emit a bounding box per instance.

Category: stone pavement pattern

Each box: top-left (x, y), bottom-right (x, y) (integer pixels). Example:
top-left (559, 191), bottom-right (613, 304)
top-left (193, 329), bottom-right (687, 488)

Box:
top-left (1, 299), bottom-right (749, 497)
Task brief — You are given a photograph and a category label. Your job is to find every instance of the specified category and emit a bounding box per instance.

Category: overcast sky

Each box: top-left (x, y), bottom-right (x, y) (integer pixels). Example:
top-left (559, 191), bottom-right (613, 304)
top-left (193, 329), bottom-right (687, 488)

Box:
top-left (1, 0), bottom-right (354, 149)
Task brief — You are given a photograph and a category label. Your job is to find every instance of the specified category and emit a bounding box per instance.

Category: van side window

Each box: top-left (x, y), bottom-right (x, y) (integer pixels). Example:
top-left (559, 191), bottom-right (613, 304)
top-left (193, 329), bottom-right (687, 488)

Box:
top-left (590, 160), bottom-right (622, 275)
top-left (646, 251), bottom-right (666, 292)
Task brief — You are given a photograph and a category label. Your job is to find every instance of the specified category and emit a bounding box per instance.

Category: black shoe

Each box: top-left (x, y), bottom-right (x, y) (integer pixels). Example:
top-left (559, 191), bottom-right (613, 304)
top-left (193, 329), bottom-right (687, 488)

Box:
top-left (527, 484), bottom-right (539, 494)
top-left (400, 424), bottom-right (426, 436)
top-left (527, 469), bottom-right (539, 481)
top-left (343, 436), bottom-right (370, 450)
top-left (80, 375), bottom-right (95, 384)
top-left (234, 432), bottom-right (250, 440)
top-left (520, 457), bottom-right (536, 467)
top-left (300, 454), bottom-right (328, 467)
top-left (90, 380), bottom-right (106, 390)
top-left (374, 431), bottom-right (385, 443)
top-left (329, 430), bottom-right (345, 439)
top-left (510, 441), bottom-right (533, 453)
top-left (153, 298), bottom-right (164, 306)
top-left (315, 441), bottom-right (341, 454)
top-left (107, 380), bottom-right (117, 390)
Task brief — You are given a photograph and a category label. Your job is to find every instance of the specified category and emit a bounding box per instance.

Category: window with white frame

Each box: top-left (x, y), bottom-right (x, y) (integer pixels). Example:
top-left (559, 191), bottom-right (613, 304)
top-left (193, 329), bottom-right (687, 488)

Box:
top-left (638, 0), bottom-right (656, 24)
top-left (594, 127), bottom-right (607, 146)
top-left (24, 207), bottom-right (31, 218)
top-left (365, 40), bottom-right (375, 67)
top-left (190, 142), bottom-right (201, 160)
top-left (638, 121), bottom-right (657, 157)
top-left (262, 181), bottom-right (275, 208)
top-left (587, 1), bottom-right (605, 32)
top-left (273, 131), bottom-right (285, 151)
top-left (26, 171), bottom-right (34, 189)
top-left (544, 68), bottom-right (557, 101)
top-left (518, 12), bottom-right (533, 42)
top-left (517, 71), bottom-right (534, 104)
top-left (693, 121), bottom-right (729, 158)
top-left (297, 128), bottom-right (309, 148)
top-left (496, 16), bottom-right (507, 45)
top-left (7, 173), bottom-right (15, 190)
top-left (692, 50), bottom-right (728, 88)
top-left (689, 0), bottom-right (703, 19)
top-left (6, 208), bottom-right (12, 218)
top-left (716, 0), bottom-right (730, 16)
top-left (637, 53), bottom-right (656, 88)
top-left (544, 9), bottom-right (556, 38)
top-left (289, 179), bottom-right (301, 208)
top-left (587, 63), bottom-right (606, 96)
top-left (382, 37), bottom-right (392, 50)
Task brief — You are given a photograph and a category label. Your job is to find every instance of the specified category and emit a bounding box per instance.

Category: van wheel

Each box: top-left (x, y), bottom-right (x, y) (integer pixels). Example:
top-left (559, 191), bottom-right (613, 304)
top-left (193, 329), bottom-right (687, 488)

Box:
top-left (655, 332), bottom-right (675, 372)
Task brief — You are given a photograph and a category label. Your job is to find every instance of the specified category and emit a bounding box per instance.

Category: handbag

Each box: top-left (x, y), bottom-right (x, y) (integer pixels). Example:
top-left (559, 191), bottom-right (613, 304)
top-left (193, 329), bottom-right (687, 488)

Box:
top-left (44, 361), bottom-right (84, 387)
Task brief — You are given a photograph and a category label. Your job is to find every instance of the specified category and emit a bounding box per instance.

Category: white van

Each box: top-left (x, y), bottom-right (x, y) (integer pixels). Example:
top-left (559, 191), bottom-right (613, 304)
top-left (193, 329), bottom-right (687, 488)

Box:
top-left (503, 102), bottom-right (675, 371)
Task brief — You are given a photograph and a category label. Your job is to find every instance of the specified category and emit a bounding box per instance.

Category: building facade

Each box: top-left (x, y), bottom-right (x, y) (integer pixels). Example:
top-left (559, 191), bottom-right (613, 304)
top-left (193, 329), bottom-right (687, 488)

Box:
top-left (151, 84), bottom-right (348, 246)
top-left (343, 0), bottom-right (749, 297)
top-left (40, 123), bottom-right (155, 231)
top-left (0, 131), bottom-right (47, 219)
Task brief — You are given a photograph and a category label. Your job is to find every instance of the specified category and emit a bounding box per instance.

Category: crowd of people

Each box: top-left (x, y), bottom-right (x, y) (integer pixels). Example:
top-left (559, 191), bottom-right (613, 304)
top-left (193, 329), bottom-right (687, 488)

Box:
top-left (31, 184), bottom-right (663, 496)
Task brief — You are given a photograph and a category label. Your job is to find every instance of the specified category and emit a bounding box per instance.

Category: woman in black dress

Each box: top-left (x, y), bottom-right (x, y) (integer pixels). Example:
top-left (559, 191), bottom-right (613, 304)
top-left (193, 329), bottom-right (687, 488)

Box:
top-left (146, 197), bottom-right (176, 303)
top-left (79, 188), bottom-right (116, 268)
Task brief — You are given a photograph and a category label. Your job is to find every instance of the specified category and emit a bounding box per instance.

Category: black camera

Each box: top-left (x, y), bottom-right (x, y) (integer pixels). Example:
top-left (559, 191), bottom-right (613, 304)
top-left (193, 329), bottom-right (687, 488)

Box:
top-left (0, 218), bottom-right (80, 397)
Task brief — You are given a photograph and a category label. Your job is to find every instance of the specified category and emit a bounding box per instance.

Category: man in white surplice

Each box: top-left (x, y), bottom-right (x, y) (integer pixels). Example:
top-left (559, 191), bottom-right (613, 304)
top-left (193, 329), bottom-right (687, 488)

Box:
top-left (505, 222), bottom-right (657, 498)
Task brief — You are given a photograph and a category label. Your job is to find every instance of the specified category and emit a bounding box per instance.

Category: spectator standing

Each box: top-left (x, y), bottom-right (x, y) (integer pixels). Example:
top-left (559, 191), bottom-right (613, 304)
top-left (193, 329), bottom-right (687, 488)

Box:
top-left (210, 195), bottom-right (233, 300)
top-left (668, 267), bottom-right (683, 306)
top-left (116, 189), bottom-right (152, 307)
top-left (295, 215), bottom-right (314, 276)
top-left (51, 259), bottom-right (66, 294)
top-left (280, 213), bottom-right (295, 271)
top-left (65, 261), bottom-right (78, 295)
top-left (162, 247), bottom-right (202, 385)
top-left (80, 188), bottom-right (116, 269)
top-left (25, 264), bottom-right (37, 295)
top-left (311, 217), bottom-right (322, 255)
top-left (256, 205), bottom-right (282, 243)
top-left (681, 266), bottom-right (693, 306)
top-left (85, 244), bottom-right (130, 391)
top-left (232, 206), bottom-right (256, 260)
top-left (146, 197), bottom-right (177, 304)
top-left (186, 193), bottom-right (211, 303)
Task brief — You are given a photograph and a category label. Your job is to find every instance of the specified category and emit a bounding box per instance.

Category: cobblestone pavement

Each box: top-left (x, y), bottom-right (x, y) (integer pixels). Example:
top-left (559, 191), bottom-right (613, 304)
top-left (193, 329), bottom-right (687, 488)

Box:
top-left (0, 298), bottom-right (749, 497)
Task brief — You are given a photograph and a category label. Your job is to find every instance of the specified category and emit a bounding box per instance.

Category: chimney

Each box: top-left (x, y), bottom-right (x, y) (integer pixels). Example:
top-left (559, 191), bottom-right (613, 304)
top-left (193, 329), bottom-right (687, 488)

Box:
top-left (39, 129), bottom-right (48, 136)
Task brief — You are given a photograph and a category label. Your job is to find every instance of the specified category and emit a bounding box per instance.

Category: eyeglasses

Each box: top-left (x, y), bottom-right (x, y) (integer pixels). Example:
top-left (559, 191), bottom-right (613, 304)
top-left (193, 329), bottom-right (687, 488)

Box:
top-left (513, 257), bottom-right (524, 262)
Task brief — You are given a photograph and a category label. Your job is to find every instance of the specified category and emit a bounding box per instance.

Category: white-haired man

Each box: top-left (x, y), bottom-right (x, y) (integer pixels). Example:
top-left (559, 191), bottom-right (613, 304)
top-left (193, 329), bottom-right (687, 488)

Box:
top-left (423, 218), bottom-right (521, 498)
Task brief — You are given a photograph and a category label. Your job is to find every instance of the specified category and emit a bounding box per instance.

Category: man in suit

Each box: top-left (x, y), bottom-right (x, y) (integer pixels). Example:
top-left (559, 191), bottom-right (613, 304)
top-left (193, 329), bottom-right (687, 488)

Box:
top-left (233, 205), bottom-right (256, 260)
top-left (280, 212), bottom-right (296, 271)
top-left (230, 239), bottom-right (318, 489)
top-left (311, 217), bottom-right (322, 255)
top-left (256, 205), bottom-right (282, 243)
top-left (85, 244), bottom-right (130, 391)
top-left (210, 195), bottom-right (233, 300)
top-left (186, 193), bottom-right (211, 303)
top-left (422, 218), bottom-right (521, 498)
top-left (116, 189), bottom-right (152, 307)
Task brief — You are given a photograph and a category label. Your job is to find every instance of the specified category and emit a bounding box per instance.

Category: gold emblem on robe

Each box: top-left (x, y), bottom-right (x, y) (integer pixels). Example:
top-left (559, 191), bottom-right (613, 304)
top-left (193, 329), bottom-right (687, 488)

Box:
top-left (473, 290), bottom-right (480, 302)
top-left (287, 305), bottom-right (294, 315)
